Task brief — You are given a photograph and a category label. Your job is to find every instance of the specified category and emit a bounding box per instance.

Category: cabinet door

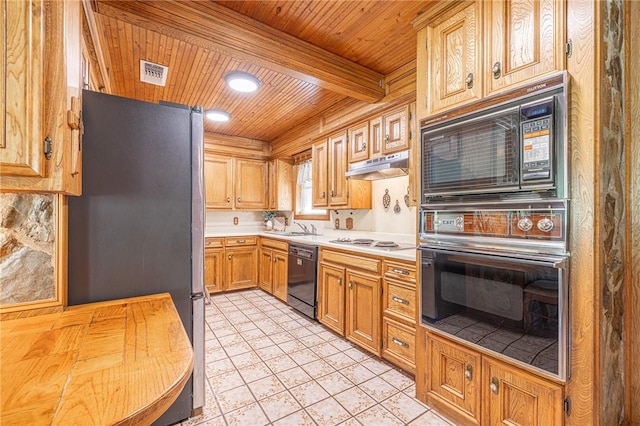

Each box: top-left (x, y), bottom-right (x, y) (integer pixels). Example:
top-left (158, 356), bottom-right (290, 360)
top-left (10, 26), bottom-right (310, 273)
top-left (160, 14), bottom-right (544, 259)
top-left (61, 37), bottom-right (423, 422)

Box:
top-left (427, 334), bottom-right (481, 426)
top-left (312, 140), bottom-right (329, 207)
top-left (485, 0), bottom-right (565, 95)
top-left (204, 154), bottom-right (233, 209)
top-left (427, 1), bottom-right (482, 114)
top-left (348, 121), bottom-right (369, 163)
top-left (225, 247), bottom-right (258, 290)
top-left (482, 357), bottom-right (563, 426)
top-left (382, 105), bottom-right (410, 154)
top-left (328, 132), bottom-right (349, 206)
top-left (369, 117), bottom-right (383, 157)
top-left (345, 270), bottom-right (381, 356)
top-left (268, 159), bottom-right (293, 211)
top-left (235, 159), bottom-right (268, 209)
top-left (258, 248), bottom-right (273, 293)
top-left (272, 250), bottom-right (288, 302)
top-left (1, 0), bottom-right (45, 177)
top-left (318, 263), bottom-right (345, 335)
top-left (204, 248), bottom-right (224, 294)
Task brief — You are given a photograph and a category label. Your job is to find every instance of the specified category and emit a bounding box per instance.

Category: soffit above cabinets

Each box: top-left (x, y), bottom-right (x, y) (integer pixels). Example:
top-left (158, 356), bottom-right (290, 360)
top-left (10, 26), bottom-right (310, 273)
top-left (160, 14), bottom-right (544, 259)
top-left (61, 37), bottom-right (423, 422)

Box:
top-left (88, 0), bottom-right (434, 143)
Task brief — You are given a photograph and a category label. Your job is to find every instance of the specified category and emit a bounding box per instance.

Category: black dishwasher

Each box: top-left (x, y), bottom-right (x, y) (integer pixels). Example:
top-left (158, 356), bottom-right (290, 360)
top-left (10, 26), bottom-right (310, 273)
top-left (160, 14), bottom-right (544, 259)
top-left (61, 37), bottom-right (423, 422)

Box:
top-left (287, 243), bottom-right (318, 319)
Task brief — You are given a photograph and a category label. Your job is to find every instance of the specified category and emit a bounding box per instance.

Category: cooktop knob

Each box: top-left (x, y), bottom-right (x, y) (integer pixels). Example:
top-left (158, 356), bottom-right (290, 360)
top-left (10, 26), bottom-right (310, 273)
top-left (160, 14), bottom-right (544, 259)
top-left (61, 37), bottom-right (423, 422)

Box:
top-left (517, 217), bottom-right (533, 232)
top-left (537, 217), bottom-right (555, 232)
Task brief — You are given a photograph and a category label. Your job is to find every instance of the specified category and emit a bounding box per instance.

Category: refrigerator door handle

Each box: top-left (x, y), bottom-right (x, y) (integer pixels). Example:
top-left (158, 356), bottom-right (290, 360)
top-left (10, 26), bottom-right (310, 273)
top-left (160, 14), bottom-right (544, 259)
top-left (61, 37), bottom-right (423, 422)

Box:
top-left (191, 292), bottom-right (205, 300)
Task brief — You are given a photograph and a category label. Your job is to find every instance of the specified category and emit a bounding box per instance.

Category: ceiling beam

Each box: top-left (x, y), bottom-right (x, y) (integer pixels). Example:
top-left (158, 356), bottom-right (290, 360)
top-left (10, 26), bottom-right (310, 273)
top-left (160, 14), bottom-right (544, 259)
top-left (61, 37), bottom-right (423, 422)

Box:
top-left (93, 0), bottom-right (386, 102)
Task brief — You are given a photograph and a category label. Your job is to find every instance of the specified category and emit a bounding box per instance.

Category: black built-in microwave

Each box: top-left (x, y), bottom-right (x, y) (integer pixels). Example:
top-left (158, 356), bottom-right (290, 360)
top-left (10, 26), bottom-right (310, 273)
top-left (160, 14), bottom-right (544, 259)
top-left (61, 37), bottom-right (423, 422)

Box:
top-left (420, 73), bottom-right (568, 202)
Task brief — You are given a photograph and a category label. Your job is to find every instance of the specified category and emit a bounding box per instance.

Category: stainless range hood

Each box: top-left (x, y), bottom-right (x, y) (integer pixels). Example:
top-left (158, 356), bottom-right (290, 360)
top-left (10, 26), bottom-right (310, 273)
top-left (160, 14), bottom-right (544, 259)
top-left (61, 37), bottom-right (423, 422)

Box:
top-left (345, 150), bottom-right (409, 180)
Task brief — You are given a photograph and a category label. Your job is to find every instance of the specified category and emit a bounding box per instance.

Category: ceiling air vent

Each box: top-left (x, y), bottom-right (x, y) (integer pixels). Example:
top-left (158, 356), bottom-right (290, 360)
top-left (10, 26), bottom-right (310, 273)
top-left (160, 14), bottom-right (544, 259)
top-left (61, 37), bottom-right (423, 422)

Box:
top-left (140, 60), bottom-right (168, 86)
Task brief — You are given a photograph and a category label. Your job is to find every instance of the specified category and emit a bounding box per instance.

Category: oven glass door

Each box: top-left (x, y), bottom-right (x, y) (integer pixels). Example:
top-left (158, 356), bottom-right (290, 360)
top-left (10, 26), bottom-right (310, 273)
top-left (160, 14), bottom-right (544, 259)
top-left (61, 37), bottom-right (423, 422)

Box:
top-left (421, 107), bottom-right (520, 197)
top-left (420, 248), bottom-right (568, 380)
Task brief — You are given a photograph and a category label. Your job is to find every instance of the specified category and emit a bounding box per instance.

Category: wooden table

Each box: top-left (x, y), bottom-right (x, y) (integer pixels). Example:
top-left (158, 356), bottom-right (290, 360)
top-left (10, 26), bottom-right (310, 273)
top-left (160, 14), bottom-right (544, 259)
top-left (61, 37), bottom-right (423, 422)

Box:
top-left (1, 293), bottom-right (193, 425)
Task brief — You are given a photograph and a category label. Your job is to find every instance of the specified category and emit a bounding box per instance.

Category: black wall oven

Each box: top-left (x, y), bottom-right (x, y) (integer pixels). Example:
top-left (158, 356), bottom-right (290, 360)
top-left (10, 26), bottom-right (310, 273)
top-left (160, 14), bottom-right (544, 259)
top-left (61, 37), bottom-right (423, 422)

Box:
top-left (420, 247), bottom-right (568, 380)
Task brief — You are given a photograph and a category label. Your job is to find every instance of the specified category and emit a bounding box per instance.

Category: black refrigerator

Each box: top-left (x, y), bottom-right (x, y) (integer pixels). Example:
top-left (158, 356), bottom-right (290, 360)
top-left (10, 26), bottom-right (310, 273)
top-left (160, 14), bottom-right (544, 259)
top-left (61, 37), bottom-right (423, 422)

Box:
top-left (68, 90), bottom-right (205, 425)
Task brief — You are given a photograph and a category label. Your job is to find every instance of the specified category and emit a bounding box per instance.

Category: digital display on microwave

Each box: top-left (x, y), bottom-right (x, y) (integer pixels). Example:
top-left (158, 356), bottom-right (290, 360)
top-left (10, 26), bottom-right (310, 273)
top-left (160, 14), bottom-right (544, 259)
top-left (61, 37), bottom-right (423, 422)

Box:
top-left (522, 100), bottom-right (553, 119)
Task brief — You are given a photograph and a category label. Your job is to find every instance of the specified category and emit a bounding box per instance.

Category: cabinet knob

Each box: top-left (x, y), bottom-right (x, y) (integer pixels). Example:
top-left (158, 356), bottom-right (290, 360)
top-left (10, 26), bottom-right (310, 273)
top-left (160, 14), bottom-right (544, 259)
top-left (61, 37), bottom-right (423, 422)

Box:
top-left (490, 377), bottom-right (499, 394)
top-left (330, 190), bottom-right (334, 197)
top-left (348, 281), bottom-right (353, 289)
top-left (273, 257), bottom-right (277, 263)
top-left (237, 197), bottom-right (241, 203)
top-left (465, 72), bottom-right (474, 89)
top-left (465, 364), bottom-right (473, 381)
top-left (322, 191), bottom-right (326, 199)
top-left (338, 277), bottom-right (342, 286)
top-left (228, 254), bottom-right (232, 260)
top-left (226, 196), bottom-right (230, 203)
top-left (362, 142), bottom-right (366, 150)
top-left (385, 135), bottom-right (390, 144)
top-left (492, 62), bottom-right (501, 79)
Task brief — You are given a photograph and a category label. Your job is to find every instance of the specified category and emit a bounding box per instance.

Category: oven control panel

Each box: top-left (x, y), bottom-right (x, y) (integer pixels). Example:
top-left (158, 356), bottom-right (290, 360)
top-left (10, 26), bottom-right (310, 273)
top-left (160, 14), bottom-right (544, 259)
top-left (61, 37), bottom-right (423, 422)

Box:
top-left (420, 205), bottom-right (565, 241)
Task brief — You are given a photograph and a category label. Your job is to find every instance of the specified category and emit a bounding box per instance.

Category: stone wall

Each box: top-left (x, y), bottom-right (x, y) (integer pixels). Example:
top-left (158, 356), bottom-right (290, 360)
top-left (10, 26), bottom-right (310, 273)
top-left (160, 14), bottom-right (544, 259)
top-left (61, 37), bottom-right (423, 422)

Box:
top-left (0, 193), bottom-right (55, 305)
top-left (600, 0), bottom-right (626, 422)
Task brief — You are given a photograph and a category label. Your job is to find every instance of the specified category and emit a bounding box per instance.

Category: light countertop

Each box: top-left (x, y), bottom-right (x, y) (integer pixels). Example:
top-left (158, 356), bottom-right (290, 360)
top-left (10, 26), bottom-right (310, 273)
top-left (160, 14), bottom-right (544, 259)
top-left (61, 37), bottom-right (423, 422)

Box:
top-left (206, 229), bottom-right (417, 262)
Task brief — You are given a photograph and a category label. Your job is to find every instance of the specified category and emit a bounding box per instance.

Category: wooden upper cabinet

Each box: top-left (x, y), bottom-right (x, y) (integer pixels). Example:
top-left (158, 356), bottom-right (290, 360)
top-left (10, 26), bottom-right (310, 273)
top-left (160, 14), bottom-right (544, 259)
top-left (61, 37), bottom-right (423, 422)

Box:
top-left (328, 131), bottom-right (349, 206)
top-left (369, 117), bottom-right (383, 158)
top-left (204, 154), bottom-right (233, 209)
top-left (268, 159), bottom-right (293, 211)
top-left (382, 105), bottom-right (410, 154)
top-left (235, 158), bottom-right (268, 209)
top-left (312, 140), bottom-right (329, 208)
top-left (204, 154), bottom-right (268, 210)
top-left (1, 0), bottom-right (82, 194)
top-left (348, 121), bottom-right (369, 163)
top-left (485, 0), bottom-right (565, 95)
top-left (426, 1), bottom-right (482, 114)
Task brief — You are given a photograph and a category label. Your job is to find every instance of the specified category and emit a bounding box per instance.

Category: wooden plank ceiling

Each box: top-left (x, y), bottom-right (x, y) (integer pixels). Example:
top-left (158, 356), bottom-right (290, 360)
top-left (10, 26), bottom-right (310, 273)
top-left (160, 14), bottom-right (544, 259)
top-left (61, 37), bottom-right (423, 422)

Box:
top-left (90, 0), bottom-right (431, 144)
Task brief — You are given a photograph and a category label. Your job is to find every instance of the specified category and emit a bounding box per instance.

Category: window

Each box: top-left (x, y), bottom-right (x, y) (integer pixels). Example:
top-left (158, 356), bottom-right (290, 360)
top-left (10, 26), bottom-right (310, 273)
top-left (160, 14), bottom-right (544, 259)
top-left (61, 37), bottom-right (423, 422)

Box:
top-left (294, 160), bottom-right (328, 220)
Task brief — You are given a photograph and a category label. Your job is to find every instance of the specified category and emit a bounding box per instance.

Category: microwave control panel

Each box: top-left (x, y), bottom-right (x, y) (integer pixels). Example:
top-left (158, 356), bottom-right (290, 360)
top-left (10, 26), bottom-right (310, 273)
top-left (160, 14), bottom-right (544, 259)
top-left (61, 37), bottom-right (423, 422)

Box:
top-left (521, 97), bottom-right (555, 182)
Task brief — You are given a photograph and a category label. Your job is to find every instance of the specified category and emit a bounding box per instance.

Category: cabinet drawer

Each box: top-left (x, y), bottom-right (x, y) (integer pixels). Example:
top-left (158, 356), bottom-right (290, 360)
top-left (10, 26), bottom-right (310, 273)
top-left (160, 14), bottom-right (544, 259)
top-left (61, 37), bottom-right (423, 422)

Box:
top-left (224, 236), bottom-right (257, 247)
top-left (321, 249), bottom-right (381, 274)
top-left (382, 317), bottom-right (416, 373)
top-left (205, 237), bottom-right (224, 248)
top-left (260, 237), bottom-right (288, 251)
top-left (383, 259), bottom-right (416, 283)
top-left (383, 279), bottom-right (416, 324)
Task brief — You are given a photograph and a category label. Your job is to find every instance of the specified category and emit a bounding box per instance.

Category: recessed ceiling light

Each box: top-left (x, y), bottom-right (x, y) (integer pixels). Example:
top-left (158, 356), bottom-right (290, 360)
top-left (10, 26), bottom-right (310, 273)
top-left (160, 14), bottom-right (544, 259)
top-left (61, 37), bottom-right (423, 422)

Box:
top-left (224, 71), bottom-right (260, 93)
top-left (205, 109), bottom-right (231, 122)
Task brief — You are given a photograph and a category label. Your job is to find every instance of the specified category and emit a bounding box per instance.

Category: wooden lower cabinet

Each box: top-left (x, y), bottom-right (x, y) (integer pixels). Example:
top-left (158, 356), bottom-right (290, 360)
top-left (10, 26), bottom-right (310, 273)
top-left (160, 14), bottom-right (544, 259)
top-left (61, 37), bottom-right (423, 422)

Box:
top-left (345, 270), bottom-right (381, 356)
top-left (318, 263), bottom-right (345, 335)
top-left (482, 358), bottom-right (564, 426)
top-left (259, 238), bottom-right (288, 301)
top-left (427, 334), bottom-right (482, 426)
top-left (204, 247), bottom-right (224, 294)
top-left (225, 246), bottom-right (258, 291)
top-left (422, 332), bottom-right (564, 426)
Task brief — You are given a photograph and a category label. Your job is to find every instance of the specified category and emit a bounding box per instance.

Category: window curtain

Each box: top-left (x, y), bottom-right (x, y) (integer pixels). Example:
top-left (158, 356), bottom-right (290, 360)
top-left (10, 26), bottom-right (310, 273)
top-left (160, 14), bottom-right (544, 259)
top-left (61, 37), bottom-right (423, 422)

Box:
top-left (297, 160), bottom-right (312, 185)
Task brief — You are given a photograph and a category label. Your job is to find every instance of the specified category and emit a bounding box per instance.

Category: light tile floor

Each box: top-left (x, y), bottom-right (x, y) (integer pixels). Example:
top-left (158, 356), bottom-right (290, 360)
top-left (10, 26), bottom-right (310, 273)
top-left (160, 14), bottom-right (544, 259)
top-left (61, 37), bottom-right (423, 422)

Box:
top-left (180, 289), bottom-right (455, 426)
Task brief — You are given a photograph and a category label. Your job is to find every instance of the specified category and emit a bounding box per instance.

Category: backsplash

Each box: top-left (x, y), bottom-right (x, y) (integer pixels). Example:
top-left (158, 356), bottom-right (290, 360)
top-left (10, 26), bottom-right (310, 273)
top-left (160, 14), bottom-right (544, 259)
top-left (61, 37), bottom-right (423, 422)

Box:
top-left (0, 193), bottom-right (56, 306)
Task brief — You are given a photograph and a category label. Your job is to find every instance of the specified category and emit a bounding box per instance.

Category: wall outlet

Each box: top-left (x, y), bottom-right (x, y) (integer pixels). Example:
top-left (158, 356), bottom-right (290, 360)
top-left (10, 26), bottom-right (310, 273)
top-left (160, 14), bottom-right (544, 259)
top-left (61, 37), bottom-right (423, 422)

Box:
top-left (233, 217), bottom-right (238, 225)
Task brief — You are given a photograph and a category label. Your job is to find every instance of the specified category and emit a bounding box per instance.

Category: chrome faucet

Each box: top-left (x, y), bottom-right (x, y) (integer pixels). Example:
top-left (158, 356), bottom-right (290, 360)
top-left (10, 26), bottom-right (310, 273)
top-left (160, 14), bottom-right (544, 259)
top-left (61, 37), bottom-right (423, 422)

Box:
top-left (310, 224), bottom-right (317, 235)
top-left (295, 222), bottom-right (308, 233)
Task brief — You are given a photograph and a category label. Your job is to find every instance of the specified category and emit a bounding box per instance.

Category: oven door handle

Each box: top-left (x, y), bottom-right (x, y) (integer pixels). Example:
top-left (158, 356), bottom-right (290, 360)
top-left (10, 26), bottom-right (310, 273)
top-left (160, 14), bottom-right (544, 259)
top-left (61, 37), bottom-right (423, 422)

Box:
top-left (419, 247), bottom-right (567, 269)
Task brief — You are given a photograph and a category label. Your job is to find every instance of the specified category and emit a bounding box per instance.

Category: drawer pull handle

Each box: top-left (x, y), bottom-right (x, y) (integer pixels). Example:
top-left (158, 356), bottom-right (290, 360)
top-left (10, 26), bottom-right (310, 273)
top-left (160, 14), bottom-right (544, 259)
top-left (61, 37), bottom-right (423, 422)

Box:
top-left (392, 268), bottom-right (409, 275)
top-left (236, 239), bottom-right (246, 243)
top-left (392, 296), bottom-right (409, 305)
top-left (392, 337), bottom-right (409, 348)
